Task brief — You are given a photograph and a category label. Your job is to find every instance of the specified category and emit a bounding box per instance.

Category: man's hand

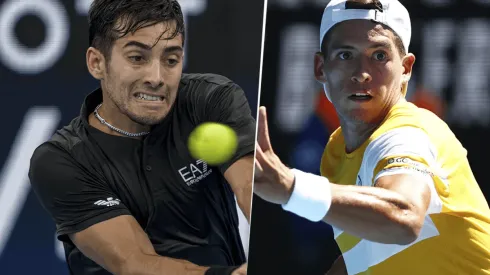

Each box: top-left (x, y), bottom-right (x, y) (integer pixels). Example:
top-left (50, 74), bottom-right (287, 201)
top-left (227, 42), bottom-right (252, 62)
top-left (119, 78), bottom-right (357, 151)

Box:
top-left (253, 106), bottom-right (295, 205)
top-left (231, 263), bottom-right (247, 275)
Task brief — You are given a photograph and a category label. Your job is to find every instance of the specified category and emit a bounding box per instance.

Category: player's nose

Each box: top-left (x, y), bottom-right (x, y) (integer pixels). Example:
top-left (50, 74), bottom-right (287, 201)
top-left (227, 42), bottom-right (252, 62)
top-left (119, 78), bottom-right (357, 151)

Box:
top-left (144, 60), bottom-right (164, 89)
top-left (350, 58), bottom-right (372, 83)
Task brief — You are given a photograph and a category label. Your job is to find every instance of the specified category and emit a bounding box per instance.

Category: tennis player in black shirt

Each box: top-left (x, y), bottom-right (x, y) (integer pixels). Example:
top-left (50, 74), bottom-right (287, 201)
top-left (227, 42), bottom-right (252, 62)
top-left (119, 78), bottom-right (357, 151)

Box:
top-left (28, 1), bottom-right (253, 274)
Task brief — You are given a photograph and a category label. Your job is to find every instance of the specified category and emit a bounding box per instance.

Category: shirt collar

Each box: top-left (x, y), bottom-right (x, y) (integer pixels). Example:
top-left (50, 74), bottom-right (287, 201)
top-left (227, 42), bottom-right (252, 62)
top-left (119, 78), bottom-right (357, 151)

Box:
top-left (80, 88), bottom-right (103, 127)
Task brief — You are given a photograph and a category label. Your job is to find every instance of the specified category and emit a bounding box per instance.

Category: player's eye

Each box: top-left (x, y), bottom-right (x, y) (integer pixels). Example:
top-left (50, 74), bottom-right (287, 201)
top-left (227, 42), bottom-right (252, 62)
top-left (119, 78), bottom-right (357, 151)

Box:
top-left (373, 51), bottom-right (387, 61)
top-left (128, 55), bottom-right (144, 63)
top-left (337, 51), bottom-right (353, 60)
top-left (167, 58), bottom-right (179, 66)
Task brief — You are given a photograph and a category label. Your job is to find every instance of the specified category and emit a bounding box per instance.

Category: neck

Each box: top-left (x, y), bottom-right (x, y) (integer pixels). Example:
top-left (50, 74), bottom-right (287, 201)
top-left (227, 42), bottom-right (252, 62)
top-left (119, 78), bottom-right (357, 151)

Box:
top-left (89, 102), bottom-right (149, 139)
top-left (340, 118), bottom-right (379, 153)
top-left (339, 99), bottom-right (405, 153)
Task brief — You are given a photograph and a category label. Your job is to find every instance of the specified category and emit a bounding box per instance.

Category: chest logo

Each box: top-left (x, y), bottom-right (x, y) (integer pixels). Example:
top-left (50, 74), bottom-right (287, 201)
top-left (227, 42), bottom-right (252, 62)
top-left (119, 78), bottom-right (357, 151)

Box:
top-left (178, 160), bottom-right (213, 186)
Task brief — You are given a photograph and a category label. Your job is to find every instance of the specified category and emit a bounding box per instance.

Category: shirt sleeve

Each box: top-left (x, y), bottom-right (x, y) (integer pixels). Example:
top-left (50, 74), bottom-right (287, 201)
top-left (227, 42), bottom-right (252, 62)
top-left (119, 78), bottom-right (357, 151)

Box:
top-left (363, 127), bottom-right (443, 214)
top-left (198, 80), bottom-right (256, 174)
top-left (29, 142), bottom-right (132, 242)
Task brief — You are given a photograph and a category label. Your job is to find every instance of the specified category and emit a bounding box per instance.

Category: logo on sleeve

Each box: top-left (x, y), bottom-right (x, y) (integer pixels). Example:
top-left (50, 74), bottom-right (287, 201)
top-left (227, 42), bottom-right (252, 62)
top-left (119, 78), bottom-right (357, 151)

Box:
top-left (178, 160), bottom-right (213, 187)
top-left (387, 157), bottom-right (412, 165)
top-left (386, 157), bottom-right (434, 177)
top-left (94, 197), bottom-right (121, 207)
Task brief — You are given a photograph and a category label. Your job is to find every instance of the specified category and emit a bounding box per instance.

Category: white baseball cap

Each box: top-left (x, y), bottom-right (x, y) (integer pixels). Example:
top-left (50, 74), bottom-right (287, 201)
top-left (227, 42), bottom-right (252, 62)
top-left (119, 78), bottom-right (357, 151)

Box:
top-left (319, 0), bottom-right (412, 102)
top-left (320, 0), bottom-right (411, 53)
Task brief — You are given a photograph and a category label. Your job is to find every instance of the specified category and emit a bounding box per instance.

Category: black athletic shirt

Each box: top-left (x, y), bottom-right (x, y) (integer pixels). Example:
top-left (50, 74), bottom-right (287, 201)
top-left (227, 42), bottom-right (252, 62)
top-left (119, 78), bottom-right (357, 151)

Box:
top-left (28, 73), bottom-right (255, 275)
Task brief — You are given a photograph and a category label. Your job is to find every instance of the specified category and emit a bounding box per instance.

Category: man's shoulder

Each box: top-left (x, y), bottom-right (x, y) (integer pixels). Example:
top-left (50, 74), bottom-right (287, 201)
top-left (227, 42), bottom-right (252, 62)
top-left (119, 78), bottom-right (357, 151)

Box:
top-left (29, 138), bottom-right (73, 183)
top-left (177, 73), bottom-right (243, 106)
top-left (29, 116), bottom-right (104, 187)
top-left (32, 117), bottom-right (86, 165)
top-left (362, 102), bottom-right (460, 165)
top-left (373, 101), bottom-right (451, 142)
top-left (180, 73), bottom-right (236, 88)
top-left (51, 117), bottom-right (85, 150)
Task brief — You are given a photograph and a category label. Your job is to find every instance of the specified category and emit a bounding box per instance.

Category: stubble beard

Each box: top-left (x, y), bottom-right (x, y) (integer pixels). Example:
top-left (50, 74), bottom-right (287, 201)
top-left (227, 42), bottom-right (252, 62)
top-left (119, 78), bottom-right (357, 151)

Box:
top-left (102, 76), bottom-right (167, 128)
top-left (108, 89), bottom-right (168, 127)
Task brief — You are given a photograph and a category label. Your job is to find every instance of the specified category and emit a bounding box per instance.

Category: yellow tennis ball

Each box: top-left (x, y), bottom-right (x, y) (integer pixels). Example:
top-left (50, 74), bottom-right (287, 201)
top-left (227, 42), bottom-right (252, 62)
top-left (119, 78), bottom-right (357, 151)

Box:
top-left (188, 122), bottom-right (238, 166)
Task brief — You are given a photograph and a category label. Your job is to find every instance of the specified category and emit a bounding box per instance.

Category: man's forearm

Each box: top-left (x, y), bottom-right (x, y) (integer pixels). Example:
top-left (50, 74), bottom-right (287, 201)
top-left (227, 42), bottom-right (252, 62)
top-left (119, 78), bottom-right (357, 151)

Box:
top-left (224, 155), bottom-right (254, 223)
top-left (236, 183), bottom-right (252, 223)
top-left (323, 184), bottom-right (421, 244)
top-left (122, 253), bottom-right (209, 275)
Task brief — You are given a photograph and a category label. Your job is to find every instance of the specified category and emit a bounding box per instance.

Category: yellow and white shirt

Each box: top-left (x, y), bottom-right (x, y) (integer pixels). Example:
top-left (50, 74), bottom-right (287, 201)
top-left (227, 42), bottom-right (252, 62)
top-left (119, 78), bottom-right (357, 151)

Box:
top-left (321, 101), bottom-right (490, 275)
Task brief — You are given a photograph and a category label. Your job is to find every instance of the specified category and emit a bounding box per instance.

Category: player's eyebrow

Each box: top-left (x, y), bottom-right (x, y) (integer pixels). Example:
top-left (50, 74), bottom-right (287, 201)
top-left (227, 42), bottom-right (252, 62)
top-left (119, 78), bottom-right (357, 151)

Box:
top-left (163, 45), bottom-right (183, 54)
top-left (368, 41), bottom-right (392, 50)
top-left (123, 41), bottom-right (183, 54)
top-left (123, 41), bottom-right (152, 50)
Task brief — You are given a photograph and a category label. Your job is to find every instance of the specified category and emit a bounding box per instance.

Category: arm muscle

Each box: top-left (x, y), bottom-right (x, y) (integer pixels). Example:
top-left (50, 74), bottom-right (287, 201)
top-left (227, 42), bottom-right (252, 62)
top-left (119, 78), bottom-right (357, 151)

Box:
top-left (70, 215), bottom-right (208, 275)
top-left (323, 173), bottom-right (431, 244)
top-left (224, 155), bottom-right (253, 222)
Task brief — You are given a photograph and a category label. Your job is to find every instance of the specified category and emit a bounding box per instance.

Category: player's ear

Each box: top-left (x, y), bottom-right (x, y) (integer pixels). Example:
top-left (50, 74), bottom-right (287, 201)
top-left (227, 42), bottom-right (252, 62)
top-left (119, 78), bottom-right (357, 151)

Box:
top-left (401, 53), bottom-right (416, 84)
top-left (86, 47), bottom-right (107, 80)
top-left (314, 52), bottom-right (327, 84)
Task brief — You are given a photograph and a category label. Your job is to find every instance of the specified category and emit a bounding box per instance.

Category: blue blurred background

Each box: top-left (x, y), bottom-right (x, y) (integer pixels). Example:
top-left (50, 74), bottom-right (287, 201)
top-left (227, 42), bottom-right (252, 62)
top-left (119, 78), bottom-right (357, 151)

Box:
top-left (0, 0), bottom-right (263, 274)
top-left (249, 0), bottom-right (490, 274)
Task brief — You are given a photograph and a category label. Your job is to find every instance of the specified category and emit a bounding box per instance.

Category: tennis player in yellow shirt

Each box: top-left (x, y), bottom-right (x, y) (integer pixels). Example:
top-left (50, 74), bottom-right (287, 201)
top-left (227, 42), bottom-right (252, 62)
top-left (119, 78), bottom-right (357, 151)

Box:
top-left (254, 0), bottom-right (490, 274)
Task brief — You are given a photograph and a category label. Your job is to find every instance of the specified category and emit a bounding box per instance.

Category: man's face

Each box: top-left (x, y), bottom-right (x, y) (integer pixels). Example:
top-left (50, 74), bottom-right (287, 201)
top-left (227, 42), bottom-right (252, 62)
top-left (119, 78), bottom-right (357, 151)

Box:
top-left (100, 21), bottom-right (183, 126)
top-left (314, 20), bottom-right (415, 124)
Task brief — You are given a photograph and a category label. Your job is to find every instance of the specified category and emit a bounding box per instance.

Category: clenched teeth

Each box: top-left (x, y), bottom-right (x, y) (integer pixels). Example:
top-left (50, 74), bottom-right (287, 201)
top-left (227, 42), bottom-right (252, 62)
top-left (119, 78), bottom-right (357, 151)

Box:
top-left (136, 93), bottom-right (164, 101)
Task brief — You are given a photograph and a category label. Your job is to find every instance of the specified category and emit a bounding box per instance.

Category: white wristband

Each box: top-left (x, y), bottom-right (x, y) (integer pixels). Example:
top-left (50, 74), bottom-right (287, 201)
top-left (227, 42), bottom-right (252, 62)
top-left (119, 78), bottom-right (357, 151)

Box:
top-left (281, 169), bottom-right (332, 222)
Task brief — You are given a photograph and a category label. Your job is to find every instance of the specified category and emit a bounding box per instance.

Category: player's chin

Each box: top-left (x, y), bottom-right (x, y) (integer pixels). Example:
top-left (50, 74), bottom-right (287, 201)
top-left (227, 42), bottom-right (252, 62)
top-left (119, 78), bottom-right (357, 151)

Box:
top-left (130, 111), bottom-right (168, 126)
top-left (127, 106), bottom-right (170, 126)
top-left (130, 97), bottom-right (170, 112)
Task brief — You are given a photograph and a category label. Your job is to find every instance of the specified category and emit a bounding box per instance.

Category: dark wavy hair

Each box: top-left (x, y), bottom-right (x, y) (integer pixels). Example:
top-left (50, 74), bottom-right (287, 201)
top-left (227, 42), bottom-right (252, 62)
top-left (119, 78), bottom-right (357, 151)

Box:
top-left (88, 0), bottom-right (185, 60)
